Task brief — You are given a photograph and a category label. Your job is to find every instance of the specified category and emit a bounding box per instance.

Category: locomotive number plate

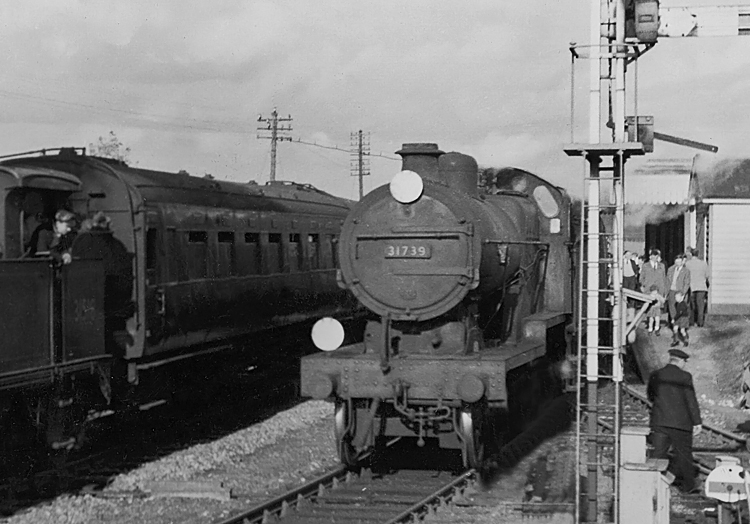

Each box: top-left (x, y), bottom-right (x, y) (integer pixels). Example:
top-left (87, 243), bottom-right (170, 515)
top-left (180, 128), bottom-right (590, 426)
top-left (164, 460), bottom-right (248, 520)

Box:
top-left (385, 244), bottom-right (431, 259)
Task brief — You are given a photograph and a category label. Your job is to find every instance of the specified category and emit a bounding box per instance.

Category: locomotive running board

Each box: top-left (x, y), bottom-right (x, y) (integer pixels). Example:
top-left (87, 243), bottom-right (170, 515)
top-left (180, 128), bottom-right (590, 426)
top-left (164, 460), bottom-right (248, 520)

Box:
top-left (302, 342), bottom-right (546, 406)
top-left (302, 311), bottom-right (568, 404)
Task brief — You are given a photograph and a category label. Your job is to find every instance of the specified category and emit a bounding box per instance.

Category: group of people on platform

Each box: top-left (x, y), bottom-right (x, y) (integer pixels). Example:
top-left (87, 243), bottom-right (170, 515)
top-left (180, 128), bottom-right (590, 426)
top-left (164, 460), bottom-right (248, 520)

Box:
top-left (622, 247), bottom-right (710, 348)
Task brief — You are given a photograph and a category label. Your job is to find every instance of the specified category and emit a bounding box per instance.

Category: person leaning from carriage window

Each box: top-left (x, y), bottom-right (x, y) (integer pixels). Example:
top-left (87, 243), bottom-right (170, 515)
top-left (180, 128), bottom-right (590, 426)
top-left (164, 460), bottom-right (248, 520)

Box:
top-left (46, 209), bottom-right (78, 265)
top-left (639, 248), bottom-right (668, 335)
top-left (684, 247), bottom-right (710, 328)
top-left (648, 348), bottom-right (703, 494)
top-left (666, 253), bottom-right (691, 347)
top-left (23, 212), bottom-right (54, 257)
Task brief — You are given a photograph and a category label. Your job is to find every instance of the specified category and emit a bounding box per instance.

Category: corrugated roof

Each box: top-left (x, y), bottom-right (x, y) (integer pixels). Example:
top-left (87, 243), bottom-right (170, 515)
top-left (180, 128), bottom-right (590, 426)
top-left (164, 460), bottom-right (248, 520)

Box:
top-left (625, 158), bottom-right (694, 204)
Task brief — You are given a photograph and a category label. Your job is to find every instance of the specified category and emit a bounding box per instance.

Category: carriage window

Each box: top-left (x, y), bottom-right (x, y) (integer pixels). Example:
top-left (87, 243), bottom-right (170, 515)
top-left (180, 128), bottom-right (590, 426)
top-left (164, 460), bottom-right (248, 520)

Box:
top-left (188, 231), bottom-right (208, 243)
top-left (187, 230), bottom-right (208, 278)
top-left (241, 232), bottom-right (261, 275)
top-left (167, 227), bottom-right (187, 282)
top-left (267, 233), bottom-right (282, 273)
top-left (217, 231), bottom-right (235, 277)
top-left (146, 228), bottom-right (158, 272)
top-left (308, 233), bottom-right (320, 270)
top-left (289, 233), bottom-right (302, 272)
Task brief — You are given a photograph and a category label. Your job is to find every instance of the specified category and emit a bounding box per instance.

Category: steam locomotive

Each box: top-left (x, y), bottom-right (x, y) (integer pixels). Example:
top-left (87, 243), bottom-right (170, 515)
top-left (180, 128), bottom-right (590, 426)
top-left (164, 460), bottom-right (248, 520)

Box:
top-left (0, 147), bottom-right (357, 456)
top-left (301, 143), bottom-right (575, 468)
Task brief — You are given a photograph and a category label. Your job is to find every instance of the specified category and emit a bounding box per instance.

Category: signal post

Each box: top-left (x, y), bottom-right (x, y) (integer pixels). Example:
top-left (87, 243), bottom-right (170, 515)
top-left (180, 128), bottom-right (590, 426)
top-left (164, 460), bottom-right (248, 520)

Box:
top-left (568, 1), bottom-right (750, 522)
top-left (566, 1), bottom-right (653, 522)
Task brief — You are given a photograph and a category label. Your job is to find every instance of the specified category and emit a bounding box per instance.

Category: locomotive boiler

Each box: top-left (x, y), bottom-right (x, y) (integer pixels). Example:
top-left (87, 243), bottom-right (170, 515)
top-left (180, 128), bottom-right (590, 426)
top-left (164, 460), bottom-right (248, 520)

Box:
top-left (301, 143), bottom-right (575, 468)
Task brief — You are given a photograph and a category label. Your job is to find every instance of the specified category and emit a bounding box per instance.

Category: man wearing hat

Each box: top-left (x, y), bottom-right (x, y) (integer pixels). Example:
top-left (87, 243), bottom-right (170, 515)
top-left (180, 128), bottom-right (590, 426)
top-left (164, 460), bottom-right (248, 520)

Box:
top-left (48, 209), bottom-right (77, 265)
top-left (647, 348), bottom-right (703, 494)
top-left (666, 253), bottom-right (691, 347)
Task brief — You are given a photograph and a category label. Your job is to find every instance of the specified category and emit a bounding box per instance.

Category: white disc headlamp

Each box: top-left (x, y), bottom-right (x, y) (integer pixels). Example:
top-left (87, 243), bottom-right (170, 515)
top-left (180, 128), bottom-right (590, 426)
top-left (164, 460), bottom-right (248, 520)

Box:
top-left (311, 317), bottom-right (345, 351)
top-left (389, 170), bottom-right (423, 204)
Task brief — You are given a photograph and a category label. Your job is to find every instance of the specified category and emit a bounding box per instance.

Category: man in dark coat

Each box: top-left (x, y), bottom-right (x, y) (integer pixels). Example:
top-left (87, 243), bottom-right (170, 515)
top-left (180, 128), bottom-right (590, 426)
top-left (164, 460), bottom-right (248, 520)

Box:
top-left (647, 348), bottom-right (703, 493)
top-left (666, 253), bottom-right (691, 346)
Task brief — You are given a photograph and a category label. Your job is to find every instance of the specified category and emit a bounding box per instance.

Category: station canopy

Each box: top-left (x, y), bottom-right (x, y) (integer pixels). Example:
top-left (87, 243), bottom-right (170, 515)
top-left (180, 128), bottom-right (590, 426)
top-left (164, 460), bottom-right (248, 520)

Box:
top-left (625, 158), bottom-right (694, 205)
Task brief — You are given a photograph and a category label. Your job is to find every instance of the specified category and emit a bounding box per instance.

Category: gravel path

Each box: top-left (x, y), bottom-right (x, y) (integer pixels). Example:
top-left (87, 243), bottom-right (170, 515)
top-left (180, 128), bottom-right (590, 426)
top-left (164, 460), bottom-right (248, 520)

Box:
top-left (2, 400), bottom-right (339, 524)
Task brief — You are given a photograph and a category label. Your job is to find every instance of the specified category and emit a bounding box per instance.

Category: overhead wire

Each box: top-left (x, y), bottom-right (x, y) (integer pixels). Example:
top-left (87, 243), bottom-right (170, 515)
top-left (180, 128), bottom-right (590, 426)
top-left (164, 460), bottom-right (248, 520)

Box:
top-left (294, 138), bottom-right (399, 161)
top-left (0, 83), bottom-right (399, 179)
top-left (8, 75), bottom-right (241, 117)
top-left (0, 87), bottom-right (248, 133)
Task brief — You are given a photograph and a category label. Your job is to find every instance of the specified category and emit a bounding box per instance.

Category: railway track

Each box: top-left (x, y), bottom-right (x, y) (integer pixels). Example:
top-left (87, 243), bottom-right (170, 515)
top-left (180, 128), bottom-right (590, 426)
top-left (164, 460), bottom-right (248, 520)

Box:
top-left (622, 384), bottom-right (747, 451)
top-left (216, 466), bottom-right (475, 524)
top-left (217, 394), bottom-right (576, 524)
top-left (0, 359), bottom-right (301, 515)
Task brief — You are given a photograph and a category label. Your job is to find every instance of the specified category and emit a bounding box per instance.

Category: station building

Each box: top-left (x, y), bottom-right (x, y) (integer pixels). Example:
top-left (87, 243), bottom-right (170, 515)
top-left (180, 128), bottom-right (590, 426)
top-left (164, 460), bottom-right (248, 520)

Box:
top-left (624, 157), bottom-right (750, 315)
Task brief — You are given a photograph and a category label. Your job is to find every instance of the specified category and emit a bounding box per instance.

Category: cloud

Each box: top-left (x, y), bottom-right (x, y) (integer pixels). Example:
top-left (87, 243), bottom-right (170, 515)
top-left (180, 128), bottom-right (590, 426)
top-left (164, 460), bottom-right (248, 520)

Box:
top-left (0, 1), bottom-right (747, 203)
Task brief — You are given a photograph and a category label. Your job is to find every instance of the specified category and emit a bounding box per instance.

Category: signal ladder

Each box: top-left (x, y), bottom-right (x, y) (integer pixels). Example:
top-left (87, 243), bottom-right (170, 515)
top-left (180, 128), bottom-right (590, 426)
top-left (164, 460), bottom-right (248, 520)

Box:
top-left (565, 144), bottom-right (643, 523)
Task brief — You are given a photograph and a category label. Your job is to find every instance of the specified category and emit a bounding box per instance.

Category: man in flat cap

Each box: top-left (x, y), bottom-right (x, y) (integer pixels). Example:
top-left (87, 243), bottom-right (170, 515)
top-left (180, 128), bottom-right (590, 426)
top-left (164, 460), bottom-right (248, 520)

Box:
top-left (48, 209), bottom-right (78, 265)
top-left (647, 348), bottom-right (703, 494)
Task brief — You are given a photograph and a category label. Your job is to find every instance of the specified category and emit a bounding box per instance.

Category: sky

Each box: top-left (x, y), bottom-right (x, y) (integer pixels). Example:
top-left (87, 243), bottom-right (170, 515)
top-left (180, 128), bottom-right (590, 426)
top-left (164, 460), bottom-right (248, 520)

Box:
top-left (1, 1), bottom-right (749, 201)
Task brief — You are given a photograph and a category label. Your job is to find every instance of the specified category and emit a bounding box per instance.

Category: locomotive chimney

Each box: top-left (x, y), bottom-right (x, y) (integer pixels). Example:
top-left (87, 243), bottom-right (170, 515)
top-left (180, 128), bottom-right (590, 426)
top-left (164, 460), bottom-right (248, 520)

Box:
top-left (439, 152), bottom-right (479, 196)
top-left (396, 143), bottom-right (444, 182)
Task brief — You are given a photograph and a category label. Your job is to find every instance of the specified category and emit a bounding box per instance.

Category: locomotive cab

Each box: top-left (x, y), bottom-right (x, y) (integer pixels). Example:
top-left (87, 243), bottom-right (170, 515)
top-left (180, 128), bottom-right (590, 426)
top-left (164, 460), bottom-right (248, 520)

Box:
top-left (0, 164), bottom-right (81, 259)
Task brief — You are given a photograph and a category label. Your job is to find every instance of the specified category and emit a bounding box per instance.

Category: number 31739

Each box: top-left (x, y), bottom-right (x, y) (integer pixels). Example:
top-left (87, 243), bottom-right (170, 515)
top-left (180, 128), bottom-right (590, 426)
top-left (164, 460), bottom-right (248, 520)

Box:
top-left (385, 244), bottom-right (431, 258)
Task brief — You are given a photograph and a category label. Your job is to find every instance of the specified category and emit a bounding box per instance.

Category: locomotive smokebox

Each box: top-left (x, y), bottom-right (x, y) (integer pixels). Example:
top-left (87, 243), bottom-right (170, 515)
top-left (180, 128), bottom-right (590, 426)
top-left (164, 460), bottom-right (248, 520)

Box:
top-left (439, 152), bottom-right (478, 196)
top-left (396, 143), bottom-right (444, 182)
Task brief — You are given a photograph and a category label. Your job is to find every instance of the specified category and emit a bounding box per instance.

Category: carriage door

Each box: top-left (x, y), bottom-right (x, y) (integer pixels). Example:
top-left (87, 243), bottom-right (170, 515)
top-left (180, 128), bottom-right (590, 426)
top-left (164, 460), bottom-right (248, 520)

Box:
top-left (62, 260), bottom-right (106, 362)
top-left (144, 210), bottom-right (165, 341)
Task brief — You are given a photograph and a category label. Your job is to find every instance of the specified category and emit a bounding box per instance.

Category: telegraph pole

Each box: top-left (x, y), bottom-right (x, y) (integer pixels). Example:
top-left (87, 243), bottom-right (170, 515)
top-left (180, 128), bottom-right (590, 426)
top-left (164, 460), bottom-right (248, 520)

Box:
top-left (257, 108), bottom-right (293, 181)
top-left (350, 130), bottom-right (370, 200)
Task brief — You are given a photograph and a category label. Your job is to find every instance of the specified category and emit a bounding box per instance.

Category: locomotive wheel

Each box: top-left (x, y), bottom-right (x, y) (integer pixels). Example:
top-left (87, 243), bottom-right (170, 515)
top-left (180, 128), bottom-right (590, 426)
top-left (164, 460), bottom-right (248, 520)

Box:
top-left (334, 400), bottom-right (360, 467)
top-left (459, 405), bottom-right (485, 469)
